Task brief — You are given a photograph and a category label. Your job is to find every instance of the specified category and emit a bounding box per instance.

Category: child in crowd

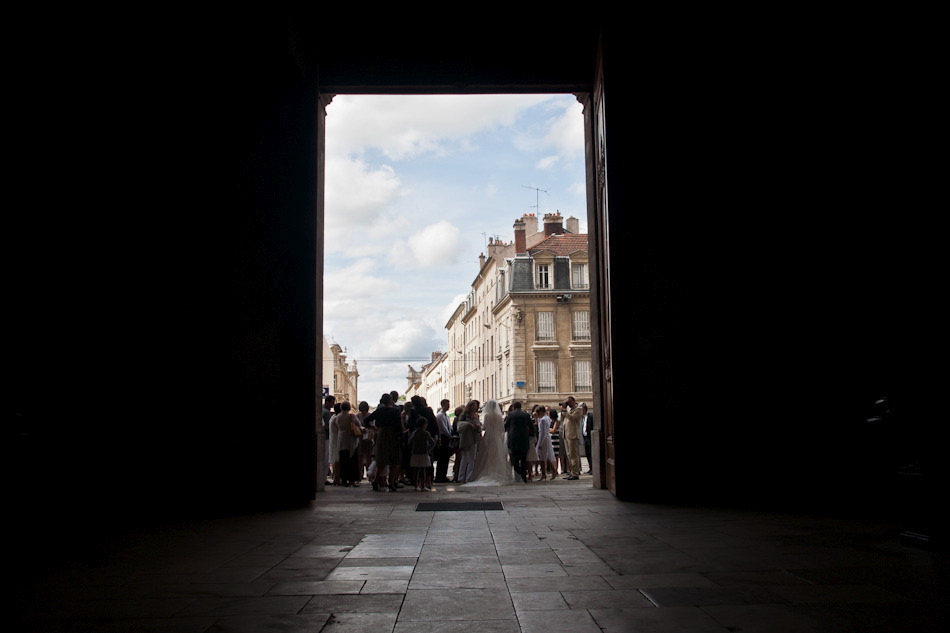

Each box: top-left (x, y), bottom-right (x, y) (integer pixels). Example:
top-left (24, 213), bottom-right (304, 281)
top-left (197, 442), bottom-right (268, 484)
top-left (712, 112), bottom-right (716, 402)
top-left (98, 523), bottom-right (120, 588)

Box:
top-left (408, 418), bottom-right (435, 491)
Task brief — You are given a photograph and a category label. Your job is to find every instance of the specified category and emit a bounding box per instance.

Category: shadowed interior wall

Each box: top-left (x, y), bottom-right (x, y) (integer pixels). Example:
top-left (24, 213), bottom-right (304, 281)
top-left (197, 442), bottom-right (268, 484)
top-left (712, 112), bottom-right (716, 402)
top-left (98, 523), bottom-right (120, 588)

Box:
top-left (12, 16), bottom-right (319, 540)
top-left (599, 29), bottom-right (942, 514)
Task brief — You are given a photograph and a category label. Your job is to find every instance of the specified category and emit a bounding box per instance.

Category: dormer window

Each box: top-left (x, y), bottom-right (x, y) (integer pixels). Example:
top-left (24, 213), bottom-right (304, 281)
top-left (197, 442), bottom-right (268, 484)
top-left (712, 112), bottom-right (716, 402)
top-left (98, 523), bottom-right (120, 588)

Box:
top-left (572, 262), bottom-right (589, 289)
top-left (537, 264), bottom-right (551, 289)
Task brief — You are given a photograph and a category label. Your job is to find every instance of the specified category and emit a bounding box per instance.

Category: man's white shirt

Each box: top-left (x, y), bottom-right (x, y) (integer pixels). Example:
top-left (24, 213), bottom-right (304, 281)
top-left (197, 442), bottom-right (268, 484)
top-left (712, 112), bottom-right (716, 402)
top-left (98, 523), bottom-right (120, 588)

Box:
top-left (437, 409), bottom-right (452, 436)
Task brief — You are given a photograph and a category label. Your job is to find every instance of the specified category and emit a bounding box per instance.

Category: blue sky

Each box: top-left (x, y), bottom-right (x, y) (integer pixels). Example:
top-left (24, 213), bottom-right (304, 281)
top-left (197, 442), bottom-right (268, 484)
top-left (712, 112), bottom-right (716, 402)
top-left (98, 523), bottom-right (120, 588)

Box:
top-left (323, 94), bottom-right (587, 402)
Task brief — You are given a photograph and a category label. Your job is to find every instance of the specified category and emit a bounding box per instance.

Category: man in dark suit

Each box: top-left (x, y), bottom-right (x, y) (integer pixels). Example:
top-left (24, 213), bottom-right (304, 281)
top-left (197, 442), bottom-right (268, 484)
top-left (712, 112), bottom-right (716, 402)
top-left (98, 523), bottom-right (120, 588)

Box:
top-left (506, 401), bottom-right (532, 483)
top-left (581, 403), bottom-right (593, 475)
top-left (434, 399), bottom-right (453, 483)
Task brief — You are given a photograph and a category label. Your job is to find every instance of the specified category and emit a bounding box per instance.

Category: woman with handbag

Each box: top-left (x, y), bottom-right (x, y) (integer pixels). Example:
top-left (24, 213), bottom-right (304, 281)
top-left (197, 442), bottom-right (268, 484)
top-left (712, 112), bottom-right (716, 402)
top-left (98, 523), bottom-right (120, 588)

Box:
top-left (334, 401), bottom-right (363, 487)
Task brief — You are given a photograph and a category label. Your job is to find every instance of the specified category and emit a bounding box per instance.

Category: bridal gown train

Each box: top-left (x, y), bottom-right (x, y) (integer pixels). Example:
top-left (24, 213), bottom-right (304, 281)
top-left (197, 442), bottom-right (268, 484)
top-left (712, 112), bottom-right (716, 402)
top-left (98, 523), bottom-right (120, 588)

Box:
top-left (465, 399), bottom-right (513, 486)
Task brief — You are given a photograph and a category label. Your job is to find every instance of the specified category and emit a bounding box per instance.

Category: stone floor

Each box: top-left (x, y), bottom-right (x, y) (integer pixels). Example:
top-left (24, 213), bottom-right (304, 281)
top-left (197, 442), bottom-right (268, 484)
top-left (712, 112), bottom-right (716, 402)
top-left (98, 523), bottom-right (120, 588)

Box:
top-left (15, 473), bottom-right (948, 632)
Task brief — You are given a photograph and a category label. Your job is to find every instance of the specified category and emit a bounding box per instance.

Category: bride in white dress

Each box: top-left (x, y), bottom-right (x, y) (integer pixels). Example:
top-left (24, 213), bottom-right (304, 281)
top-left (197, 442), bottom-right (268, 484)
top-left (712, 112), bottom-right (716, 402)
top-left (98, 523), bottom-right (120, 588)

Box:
top-left (465, 399), bottom-right (513, 486)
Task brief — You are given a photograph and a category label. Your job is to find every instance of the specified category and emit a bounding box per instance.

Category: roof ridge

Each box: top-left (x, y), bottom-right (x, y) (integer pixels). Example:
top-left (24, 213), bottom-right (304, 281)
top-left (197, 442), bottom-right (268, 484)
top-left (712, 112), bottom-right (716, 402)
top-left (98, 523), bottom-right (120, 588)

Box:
top-left (528, 232), bottom-right (588, 256)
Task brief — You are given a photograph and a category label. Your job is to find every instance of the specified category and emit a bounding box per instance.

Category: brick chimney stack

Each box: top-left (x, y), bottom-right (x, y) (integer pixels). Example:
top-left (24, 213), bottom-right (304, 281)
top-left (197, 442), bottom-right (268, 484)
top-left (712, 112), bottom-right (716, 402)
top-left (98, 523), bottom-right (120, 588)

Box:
top-left (514, 218), bottom-right (527, 254)
top-left (543, 212), bottom-right (564, 236)
top-left (566, 216), bottom-right (580, 234)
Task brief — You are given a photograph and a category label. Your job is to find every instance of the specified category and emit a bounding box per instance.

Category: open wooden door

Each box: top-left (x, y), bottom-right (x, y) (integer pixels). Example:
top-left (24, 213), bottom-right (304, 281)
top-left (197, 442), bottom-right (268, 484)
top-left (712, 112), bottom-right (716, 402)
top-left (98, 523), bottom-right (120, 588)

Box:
top-left (584, 38), bottom-right (615, 494)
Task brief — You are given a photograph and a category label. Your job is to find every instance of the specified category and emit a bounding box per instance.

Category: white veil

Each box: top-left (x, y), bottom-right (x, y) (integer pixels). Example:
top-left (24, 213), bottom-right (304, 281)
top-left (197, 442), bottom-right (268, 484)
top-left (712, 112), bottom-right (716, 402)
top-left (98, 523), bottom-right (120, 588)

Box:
top-left (481, 400), bottom-right (503, 435)
top-left (466, 399), bottom-right (513, 486)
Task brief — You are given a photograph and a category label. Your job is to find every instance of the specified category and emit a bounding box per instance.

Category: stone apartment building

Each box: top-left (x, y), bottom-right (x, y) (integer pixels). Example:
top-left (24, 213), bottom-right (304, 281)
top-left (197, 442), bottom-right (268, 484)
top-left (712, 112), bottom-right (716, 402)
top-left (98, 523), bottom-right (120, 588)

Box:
top-left (439, 212), bottom-right (593, 413)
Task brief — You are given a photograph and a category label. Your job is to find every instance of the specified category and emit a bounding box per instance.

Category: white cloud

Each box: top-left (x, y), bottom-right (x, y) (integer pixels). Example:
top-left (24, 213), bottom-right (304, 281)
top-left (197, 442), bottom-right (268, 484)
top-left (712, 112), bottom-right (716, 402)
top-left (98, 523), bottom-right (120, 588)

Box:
top-left (326, 94), bottom-right (551, 161)
top-left (407, 221), bottom-right (462, 268)
top-left (541, 100), bottom-right (585, 160)
top-left (324, 258), bottom-right (448, 381)
top-left (324, 94), bottom-right (557, 257)
top-left (324, 158), bottom-right (404, 250)
top-left (324, 259), bottom-right (397, 330)
top-left (369, 319), bottom-right (436, 357)
top-left (326, 267), bottom-right (383, 301)
top-left (438, 293), bottom-right (468, 325)
top-left (511, 99), bottom-right (584, 167)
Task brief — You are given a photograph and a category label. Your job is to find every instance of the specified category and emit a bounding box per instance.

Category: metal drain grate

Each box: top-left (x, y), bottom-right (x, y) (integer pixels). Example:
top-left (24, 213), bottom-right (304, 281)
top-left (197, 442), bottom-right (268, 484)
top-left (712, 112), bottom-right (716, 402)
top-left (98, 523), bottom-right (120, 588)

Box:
top-left (416, 502), bottom-right (504, 512)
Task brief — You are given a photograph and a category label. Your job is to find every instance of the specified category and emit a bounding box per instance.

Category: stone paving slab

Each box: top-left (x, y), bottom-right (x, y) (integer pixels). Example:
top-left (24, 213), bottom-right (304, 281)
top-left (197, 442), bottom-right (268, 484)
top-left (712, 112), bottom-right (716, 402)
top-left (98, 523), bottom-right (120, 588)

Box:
top-left (400, 587), bottom-right (515, 621)
top-left (410, 571), bottom-right (509, 590)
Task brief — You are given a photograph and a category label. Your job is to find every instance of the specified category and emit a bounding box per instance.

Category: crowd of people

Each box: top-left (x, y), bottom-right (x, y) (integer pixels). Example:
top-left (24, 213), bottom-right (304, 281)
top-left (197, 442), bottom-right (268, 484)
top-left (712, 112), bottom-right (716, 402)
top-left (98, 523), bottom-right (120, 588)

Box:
top-left (321, 392), bottom-right (594, 491)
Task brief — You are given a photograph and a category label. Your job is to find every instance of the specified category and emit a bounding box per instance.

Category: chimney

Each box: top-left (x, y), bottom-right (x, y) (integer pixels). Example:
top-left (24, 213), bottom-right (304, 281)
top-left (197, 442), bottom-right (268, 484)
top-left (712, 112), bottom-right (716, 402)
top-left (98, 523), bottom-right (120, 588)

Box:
top-left (566, 216), bottom-right (580, 234)
top-left (543, 212), bottom-right (564, 236)
top-left (478, 252), bottom-right (486, 269)
top-left (513, 218), bottom-right (527, 253)
top-left (521, 213), bottom-right (538, 237)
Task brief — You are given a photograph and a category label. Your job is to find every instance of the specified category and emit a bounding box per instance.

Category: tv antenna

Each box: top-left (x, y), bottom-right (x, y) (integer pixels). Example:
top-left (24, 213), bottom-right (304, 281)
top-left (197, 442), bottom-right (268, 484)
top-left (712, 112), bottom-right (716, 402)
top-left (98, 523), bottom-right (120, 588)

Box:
top-left (521, 185), bottom-right (549, 213)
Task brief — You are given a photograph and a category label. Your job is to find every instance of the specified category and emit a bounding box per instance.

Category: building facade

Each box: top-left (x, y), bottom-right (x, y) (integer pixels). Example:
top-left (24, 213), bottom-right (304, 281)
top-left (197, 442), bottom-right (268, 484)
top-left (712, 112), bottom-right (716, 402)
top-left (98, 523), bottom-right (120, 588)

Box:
top-left (407, 352), bottom-right (449, 408)
top-left (324, 338), bottom-right (359, 406)
top-left (440, 213), bottom-right (593, 413)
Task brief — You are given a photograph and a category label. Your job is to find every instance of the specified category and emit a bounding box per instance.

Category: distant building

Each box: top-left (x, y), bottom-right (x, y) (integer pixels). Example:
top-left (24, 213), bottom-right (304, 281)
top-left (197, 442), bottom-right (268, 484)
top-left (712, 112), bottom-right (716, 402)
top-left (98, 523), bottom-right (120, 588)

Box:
top-left (323, 338), bottom-right (359, 406)
top-left (406, 351), bottom-right (445, 407)
top-left (441, 212), bottom-right (593, 412)
top-left (405, 364), bottom-right (422, 400)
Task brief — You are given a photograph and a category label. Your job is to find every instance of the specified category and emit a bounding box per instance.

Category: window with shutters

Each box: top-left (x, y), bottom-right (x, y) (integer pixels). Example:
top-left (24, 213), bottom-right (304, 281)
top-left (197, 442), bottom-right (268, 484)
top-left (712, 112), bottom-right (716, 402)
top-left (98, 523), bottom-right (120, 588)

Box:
top-left (536, 311), bottom-right (554, 342)
top-left (537, 359), bottom-right (556, 392)
top-left (572, 310), bottom-right (590, 342)
top-left (574, 359), bottom-right (592, 391)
